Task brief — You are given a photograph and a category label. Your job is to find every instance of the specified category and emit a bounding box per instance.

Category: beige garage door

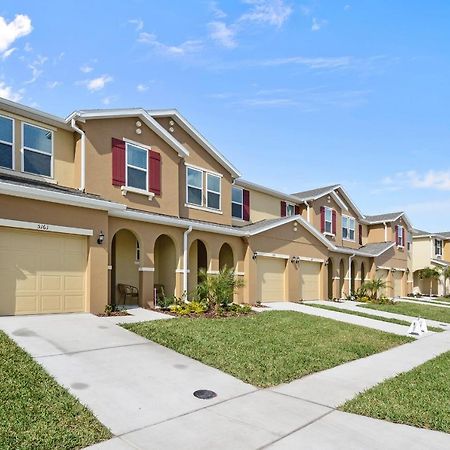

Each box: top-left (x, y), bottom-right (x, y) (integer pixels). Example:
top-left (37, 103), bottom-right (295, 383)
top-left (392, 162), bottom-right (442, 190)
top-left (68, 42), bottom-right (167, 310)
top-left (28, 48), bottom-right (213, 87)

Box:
top-left (257, 257), bottom-right (286, 302)
top-left (0, 228), bottom-right (87, 315)
top-left (376, 269), bottom-right (389, 297)
top-left (300, 261), bottom-right (321, 300)
top-left (393, 271), bottom-right (403, 297)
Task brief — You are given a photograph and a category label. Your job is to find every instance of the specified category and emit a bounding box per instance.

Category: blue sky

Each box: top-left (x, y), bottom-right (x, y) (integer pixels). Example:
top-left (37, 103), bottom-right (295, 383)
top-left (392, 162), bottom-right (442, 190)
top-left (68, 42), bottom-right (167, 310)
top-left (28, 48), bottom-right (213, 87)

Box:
top-left (1, 1), bottom-right (450, 231)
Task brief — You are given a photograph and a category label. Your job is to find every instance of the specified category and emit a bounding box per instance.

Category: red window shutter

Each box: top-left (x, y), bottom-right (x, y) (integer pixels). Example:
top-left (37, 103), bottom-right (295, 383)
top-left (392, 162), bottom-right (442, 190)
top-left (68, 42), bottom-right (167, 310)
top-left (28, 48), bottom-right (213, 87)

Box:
top-left (281, 201), bottom-right (286, 217)
top-left (295, 205), bottom-right (300, 215)
top-left (149, 150), bottom-right (161, 195)
top-left (112, 138), bottom-right (125, 186)
top-left (332, 210), bottom-right (337, 235)
top-left (243, 189), bottom-right (250, 221)
top-left (358, 224), bottom-right (363, 245)
top-left (395, 225), bottom-right (399, 244)
top-left (320, 206), bottom-right (325, 232)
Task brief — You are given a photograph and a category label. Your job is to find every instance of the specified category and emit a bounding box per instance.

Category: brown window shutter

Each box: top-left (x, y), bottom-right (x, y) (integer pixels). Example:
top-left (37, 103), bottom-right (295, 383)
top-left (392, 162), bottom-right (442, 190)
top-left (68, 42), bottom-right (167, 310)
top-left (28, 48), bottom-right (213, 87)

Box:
top-left (320, 206), bottom-right (325, 232)
top-left (358, 224), bottom-right (363, 245)
top-left (112, 138), bottom-right (125, 186)
top-left (332, 210), bottom-right (337, 235)
top-left (243, 189), bottom-right (250, 221)
top-left (280, 201), bottom-right (286, 217)
top-left (395, 225), bottom-right (399, 244)
top-left (149, 150), bottom-right (161, 195)
top-left (295, 205), bottom-right (300, 215)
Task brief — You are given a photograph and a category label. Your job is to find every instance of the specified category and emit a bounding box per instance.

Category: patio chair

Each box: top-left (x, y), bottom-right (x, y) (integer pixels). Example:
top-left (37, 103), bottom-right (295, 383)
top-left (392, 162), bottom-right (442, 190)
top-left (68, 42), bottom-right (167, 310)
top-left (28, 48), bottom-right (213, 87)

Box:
top-left (117, 283), bottom-right (139, 305)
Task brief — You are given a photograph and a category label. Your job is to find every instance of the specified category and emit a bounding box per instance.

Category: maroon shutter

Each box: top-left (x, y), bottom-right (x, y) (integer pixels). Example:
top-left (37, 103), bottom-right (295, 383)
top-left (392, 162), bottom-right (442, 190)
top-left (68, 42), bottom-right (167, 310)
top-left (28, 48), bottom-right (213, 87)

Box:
top-left (112, 138), bottom-right (125, 186)
top-left (295, 205), bottom-right (300, 215)
top-left (358, 224), bottom-right (363, 245)
top-left (332, 210), bottom-right (337, 235)
top-left (320, 206), bottom-right (325, 232)
top-left (149, 150), bottom-right (161, 195)
top-left (281, 201), bottom-right (286, 217)
top-left (243, 189), bottom-right (250, 221)
top-left (395, 225), bottom-right (399, 245)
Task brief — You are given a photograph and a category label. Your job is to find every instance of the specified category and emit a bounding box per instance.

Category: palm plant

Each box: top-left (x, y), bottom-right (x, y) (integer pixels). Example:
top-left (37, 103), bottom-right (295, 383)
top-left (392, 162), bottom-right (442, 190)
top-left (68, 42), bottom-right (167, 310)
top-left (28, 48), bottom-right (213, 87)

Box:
top-left (363, 278), bottom-right (387, 301)
top-left (418, 267), bottom-right (441, 297)
top-left (440, 266), bottom-right (450, 296)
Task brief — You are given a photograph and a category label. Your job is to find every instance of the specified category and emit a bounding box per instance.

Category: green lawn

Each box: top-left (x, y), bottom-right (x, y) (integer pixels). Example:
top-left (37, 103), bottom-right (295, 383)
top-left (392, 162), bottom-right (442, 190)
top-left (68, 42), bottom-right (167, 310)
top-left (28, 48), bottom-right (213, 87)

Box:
top-left (0, 331), bottom-right (111, 450)
top-left (123, 311), bottom-right (412, 387)
top-left (360, 302), bottom-right (450, 324)
top-left (341, 351), bottom-right (450, 433)
top-left (304, 303), bottom-right (444, 332)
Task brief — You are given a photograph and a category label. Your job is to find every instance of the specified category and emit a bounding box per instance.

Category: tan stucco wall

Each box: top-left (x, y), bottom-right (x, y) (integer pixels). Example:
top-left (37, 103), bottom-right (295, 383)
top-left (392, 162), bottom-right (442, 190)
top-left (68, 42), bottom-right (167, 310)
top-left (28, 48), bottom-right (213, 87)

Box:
top-left (246, 189), bottom-right (282, 223)
top-left (0, 194), bottom-right (109, 313)
top-left (412, 237), bottom-right (432, 272)
top-left (0, 110), bottom-right (76, 188)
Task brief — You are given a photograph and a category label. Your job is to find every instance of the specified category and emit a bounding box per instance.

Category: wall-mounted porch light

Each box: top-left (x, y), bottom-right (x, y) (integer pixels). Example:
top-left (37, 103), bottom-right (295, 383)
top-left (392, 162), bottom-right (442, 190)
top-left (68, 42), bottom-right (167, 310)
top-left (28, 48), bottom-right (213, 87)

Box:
top-left (97, 231), bottom-right (105, 245)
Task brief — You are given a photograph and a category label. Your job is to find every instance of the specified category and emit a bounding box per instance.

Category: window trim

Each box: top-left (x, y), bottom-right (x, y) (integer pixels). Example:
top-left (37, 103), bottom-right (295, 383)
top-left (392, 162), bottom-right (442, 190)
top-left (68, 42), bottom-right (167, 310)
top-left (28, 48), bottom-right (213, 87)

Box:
top-left (125, 142), bottom-right (149, 191)
top-left (324, 206), bottom-right (334, 235)
top-left (186, 166), bottom-right (204, 207)
top-left (286, 202), bottom-right (296, 217)
top-left (0, 114), bottom-right (14, 171)
top-left (434, 238), bottom-right (443, 257)
top-left (206, 173), bottom-right (221, 210)
top-left (232, 186), bottom-right (244, 220)
top-left (342, 214), bottom-right (356, 241)
top-left (21, 122), bottom-right (54, 178)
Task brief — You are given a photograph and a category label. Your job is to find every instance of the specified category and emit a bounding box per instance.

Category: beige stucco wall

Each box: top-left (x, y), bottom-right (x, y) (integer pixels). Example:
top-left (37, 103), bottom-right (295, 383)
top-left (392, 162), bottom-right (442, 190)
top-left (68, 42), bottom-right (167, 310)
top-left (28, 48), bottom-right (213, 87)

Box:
top-left (367, 224), bottom-right (385, 243)
top-left (247, 189), bottom-right (282, 223)
top-left (412, 237), bottom-right (432, 272)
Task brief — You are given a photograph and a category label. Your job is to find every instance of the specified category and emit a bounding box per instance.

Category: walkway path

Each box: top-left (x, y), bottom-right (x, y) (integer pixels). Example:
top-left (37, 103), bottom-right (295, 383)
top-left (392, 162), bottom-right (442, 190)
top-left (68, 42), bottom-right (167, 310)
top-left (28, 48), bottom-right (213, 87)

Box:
top-left (399, 297), bottom-right (450, 309)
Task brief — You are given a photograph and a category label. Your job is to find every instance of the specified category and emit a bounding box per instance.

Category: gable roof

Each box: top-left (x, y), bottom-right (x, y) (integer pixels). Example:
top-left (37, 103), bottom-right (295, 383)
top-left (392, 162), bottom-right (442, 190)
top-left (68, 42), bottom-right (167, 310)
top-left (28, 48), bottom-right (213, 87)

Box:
top-left (363, 211), bottom-right (412, 229)
top-left (149, 109), bottom-right (241, 178)
top-left (412, 228), bottom-right (450, 240)
top-left (292, 184), bottom-right (340, 201)
top-left (235, 179), bottom-right (303, 203)
top-left (356, 241), bottom-right (395, 257)
top-left (435, 231), bottom-right (450, 239)
top-left (66, 108), bottom-right (190, 158)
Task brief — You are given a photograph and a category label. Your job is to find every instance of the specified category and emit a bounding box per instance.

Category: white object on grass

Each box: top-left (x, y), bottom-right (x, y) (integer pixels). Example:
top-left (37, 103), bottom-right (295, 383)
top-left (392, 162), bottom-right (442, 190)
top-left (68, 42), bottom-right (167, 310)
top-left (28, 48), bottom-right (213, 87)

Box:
top-left (408, 319), bottom-right (423, 336)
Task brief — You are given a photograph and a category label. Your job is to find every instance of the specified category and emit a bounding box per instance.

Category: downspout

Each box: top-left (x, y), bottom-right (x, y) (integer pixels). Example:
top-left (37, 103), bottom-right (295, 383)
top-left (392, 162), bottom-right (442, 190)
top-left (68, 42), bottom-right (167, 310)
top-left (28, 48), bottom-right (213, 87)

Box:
top-left (383, 222), bottom-right (388, 242)
top-left (348, 253), bottom-right (355, 294)
top-left (183, 226), bottom-right (193, 299)
top-left (71, 118), bottom-right (86, 191)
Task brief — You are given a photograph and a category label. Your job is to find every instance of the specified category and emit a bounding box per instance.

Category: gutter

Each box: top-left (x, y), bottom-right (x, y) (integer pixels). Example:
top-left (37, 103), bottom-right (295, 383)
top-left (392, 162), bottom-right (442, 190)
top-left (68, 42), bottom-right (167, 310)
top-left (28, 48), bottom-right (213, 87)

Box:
top-left (70, 118), bottom-right (86, 191)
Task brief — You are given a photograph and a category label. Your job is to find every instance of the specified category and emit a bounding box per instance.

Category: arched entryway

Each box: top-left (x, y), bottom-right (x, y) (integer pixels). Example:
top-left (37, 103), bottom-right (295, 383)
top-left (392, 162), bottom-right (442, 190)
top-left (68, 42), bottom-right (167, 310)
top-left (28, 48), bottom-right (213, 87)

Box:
top-left (111, 229), bottom-right (140, 305)
top-left (154, 234), bottom-right (177, 299)
top-left (219, 243), bottom-right (234, 271)
top-left (339, 259), bottom-right (345, 298)
top-left (350, 260), bottom-right (356, 293)
top-left (327, 258), bottom-right (333, 299)
top-left (188, 239), bottom-right (208, 292)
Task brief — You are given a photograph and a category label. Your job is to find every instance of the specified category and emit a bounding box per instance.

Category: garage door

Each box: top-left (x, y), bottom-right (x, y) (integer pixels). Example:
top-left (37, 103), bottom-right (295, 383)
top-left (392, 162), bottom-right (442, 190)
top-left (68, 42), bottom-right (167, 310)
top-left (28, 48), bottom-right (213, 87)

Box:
top-left (300, 261), bottom-right (321, 300)
top-left (257, 257), bottom-right (286, 302)
top-left (376, 269), bottom-right (389, 297)
top-left (0, 228), bottom-right (87, 315)
top-left (393, 271), bottom-right (403, 297)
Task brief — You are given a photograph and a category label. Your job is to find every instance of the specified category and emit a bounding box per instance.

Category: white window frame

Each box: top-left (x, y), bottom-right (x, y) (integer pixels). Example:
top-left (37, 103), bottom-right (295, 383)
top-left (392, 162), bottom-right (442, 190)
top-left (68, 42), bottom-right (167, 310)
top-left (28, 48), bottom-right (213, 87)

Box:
top-left (186, 166), bottom-right (203, 207)
top-left (324, 207), bottom-right (333, 235)
top-left (397, 225), bottom-right (404, 247)
top-left (232, 186), bottom-right (244, 220)
top-left (286, 202), bottom-right (296, 217)
top-left (206, 173), bottom-right (221, 210)
top-left (0, 114), bottom-right (14, 170)
top-left (125, 142), bottom-right (148, 191)
top-left (342, 215), bottom-right (356, 241)
top-left (21, 122), bottom-right (54, 178)
top-left (435, 238), bottom-right (443, 257)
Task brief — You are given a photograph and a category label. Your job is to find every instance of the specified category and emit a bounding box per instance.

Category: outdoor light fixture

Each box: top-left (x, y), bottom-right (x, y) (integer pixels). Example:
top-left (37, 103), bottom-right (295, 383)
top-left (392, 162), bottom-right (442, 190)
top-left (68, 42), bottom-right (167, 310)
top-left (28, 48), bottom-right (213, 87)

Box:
top-left (97, 231), bottom-right (105, 245)
top-left (252, 252), bottom-right (258, 260)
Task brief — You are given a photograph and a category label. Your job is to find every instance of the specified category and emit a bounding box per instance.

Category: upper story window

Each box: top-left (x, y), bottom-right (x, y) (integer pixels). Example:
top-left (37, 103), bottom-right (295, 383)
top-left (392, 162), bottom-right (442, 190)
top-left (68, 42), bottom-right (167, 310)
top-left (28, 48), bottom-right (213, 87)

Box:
top-left (0, 115), bottom-right (13, 169)
top-left (206, 173), bottom-right (221, 210)
top-left (325, 207), bottom-right (333, 234)
top-left (22, 123), bottom-right (53, 177)
top-left (232, 186), bottom-right (243, 219)
top-left (342, 215), bottom-right (356, 241)
top-left (187, 167), bottom-right (203, 206)
top-left (396, 225), bottom-right (404, 247)
top-left (126, 143), bottom-right (148, 191)
top-left (286, 203), bottom-right (296, 217)
top-left (435, 239), bottom-right (443, 257)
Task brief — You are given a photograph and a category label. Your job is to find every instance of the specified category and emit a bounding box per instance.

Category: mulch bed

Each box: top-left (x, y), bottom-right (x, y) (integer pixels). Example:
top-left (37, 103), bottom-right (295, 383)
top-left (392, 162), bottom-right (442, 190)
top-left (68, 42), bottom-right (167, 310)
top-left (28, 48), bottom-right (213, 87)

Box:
top-left (152, 308), bottom-right (254, 319)
top-left (96, 311), bottom-right (131, 317)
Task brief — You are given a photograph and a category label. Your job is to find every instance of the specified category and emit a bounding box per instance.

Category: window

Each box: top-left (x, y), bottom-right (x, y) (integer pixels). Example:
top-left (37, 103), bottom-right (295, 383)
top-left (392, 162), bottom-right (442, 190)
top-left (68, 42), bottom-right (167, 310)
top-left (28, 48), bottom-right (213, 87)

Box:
top-left (435, 239), bottom-right (443, 257)
top-left (397, 225), bottom-right (404, 247)
top-left (232, 186), bottom-right (243, 219)
top-left (325, 207), bottom-right (333, 234)
top-left (22, 123), bottom-right (53, 177)
top-left (286, 203), bottom-right (296, 217)
top-left (126, 143), bottom-right (148, 190)
top-left (0, 115), bottom-right (13, 169)
top-left (206, 173), bottom-right (221, 210)
top-left (187, 167), bottom-right (203, 206)
top-left (342, 216), bottom-right (356, 241)
top-left (136, 240), bottom-right (141, 262)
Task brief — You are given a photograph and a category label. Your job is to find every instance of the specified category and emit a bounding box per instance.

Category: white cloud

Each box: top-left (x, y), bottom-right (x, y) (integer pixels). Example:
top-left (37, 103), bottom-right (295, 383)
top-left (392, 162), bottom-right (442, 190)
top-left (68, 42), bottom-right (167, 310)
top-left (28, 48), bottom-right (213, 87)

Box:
top-left (47, 81), bottom-right (62, 89)
top-left (260, 55), bottom-right (351, 69)
top-left (381, 170), bottom-right (450, 192)
top-left (311, 17), bottom-right (327, 32)
top-left (24, 42), bottom-right (32, 52)
top-left (129, 19), bottom-right (144, 31)
top-left (344, 4), bottom-right (351, 10)
top-left (1, 47), bottom-right (15, 60)
top-left (300, 5), bottom-right (312, 16)
top-left (239, 0), bottom-right (292, 28)
top-left (138, 32), bottom-right (202, 55)
top-left (0, 81), bottom-right (24, 101)
top-left (82, 75), bottom-right (113, 92)
top-left (136, 83), bottom-right (148, 92)
top-left (210, 1), bottom-right (227, 18)
top-left (208, 21), bottom-right (237, 48)
top-left (80, 64), bottom-right (93, 73)
top-left (101, 95), bottom-right (117, 105)
top-left (0, 14), bottom-right (32, 54)
top-left (25, 55), bottom-right (47, 84)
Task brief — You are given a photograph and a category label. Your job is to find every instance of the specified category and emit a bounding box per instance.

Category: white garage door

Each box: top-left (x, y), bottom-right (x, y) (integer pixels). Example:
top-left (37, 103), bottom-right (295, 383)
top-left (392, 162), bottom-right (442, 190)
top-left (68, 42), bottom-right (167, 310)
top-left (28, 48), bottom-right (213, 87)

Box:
top-left (376, 269), bottom-right (389, 297)
top-left (0, 228), bottom-right (87, 315)
top-left (393, 271), bottom-right (403, 297)
top-left (257, 257), bottom-right (286, 302)
top-left (300, 261), bottom-right (321, 300)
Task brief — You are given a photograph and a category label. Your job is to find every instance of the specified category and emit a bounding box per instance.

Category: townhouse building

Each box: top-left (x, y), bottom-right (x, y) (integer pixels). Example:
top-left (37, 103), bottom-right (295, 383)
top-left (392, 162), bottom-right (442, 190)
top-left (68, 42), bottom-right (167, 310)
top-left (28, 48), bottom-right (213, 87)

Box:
top-left (0, 98), bottom-right (412, 315)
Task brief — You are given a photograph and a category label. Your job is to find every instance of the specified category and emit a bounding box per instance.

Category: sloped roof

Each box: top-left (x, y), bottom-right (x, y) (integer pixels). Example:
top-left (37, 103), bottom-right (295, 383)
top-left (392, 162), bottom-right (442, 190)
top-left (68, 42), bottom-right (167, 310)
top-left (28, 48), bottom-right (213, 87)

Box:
top-left (364, 212), bottom-right (403, 222)
top-left (291, 184), bottom-right (340, 201)
top-left (235, 179), bottom-right (302, 203)
top-left (356, 241), bottom-right (395, 257)
top-left (435, 231), bottom-right (450, 238)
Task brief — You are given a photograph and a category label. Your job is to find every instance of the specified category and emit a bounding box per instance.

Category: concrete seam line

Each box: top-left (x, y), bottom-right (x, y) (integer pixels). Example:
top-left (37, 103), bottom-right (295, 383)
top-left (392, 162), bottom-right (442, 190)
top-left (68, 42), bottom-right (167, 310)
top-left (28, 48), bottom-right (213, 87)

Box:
top-left (269, 390), bottom-right (336, 410)
top-left (256, 409), bottom-right (336, 450)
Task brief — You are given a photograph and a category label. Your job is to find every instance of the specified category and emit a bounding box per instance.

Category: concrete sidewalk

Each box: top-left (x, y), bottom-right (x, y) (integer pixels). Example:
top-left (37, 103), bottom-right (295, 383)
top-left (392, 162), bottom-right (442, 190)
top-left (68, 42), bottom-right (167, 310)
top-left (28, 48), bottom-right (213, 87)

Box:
top-left (306, 300), bottom-right (449, 329)
top-left (263, 301), bottom-right (422, 337)
top-left (399, 298), bottom-right (450, 309)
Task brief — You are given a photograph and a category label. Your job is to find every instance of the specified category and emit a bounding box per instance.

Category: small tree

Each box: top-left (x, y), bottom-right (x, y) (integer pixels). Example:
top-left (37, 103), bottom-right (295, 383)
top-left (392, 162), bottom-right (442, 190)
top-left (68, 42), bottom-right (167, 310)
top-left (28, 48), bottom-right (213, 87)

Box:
top-left (440, 266), bottom-right (450, 296)
top-left (363, 278), bottom-right (387, 301)
top-left (418, 267), bottom-right (441, 297)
